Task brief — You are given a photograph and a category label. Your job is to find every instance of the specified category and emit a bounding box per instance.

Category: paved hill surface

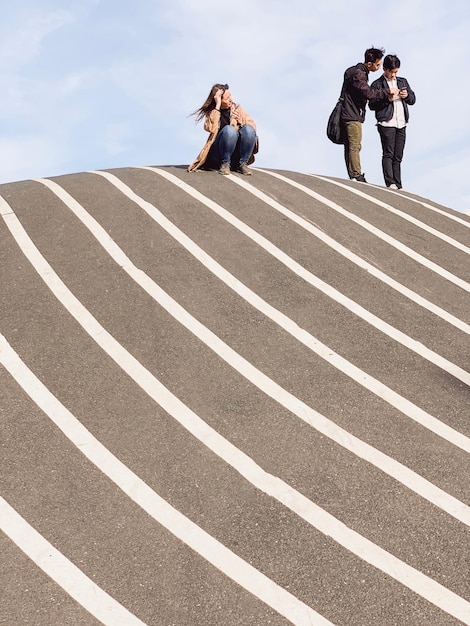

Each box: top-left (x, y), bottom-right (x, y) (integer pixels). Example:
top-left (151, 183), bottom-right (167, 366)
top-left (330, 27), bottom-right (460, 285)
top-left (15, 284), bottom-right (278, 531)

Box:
top-left (1, 165), bottom-right (469, 626)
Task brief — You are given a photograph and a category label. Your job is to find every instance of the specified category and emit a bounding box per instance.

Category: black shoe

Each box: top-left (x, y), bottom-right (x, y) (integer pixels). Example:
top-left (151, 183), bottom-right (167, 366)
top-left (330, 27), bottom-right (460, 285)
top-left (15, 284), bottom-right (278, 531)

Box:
top-left (352, 174), bottom-right (367, 183)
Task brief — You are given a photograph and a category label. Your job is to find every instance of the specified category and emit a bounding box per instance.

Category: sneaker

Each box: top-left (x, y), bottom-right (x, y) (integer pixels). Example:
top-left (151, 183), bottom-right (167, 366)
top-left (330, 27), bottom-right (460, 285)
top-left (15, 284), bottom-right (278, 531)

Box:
top-left (237, 162), bottom-right (252, 176)
top-left (218, 161), bottom-right (230, 175)
top-left (352, 174), bottom-right (367, 183)
top-left (388, 183), bottom-right (399, 190)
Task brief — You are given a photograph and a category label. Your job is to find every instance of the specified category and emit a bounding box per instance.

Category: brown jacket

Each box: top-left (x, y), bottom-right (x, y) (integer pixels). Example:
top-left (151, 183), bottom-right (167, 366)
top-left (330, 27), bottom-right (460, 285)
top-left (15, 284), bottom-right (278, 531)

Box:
top-left (187, 102), bottom-right (257, 172)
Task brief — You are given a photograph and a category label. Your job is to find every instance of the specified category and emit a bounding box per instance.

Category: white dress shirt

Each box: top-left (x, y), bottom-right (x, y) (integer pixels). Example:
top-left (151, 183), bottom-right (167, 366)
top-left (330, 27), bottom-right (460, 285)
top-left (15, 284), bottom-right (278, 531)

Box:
top-left (379, 77), bottom-right (407, 128)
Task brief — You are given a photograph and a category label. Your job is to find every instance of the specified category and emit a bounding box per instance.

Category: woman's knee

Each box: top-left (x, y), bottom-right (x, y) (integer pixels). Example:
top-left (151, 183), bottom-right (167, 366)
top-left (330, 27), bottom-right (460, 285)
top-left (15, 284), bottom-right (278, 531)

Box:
top-left (240, 124), bottom-right (256, 140)
top-left (219, 125), bottom-right (238, 140)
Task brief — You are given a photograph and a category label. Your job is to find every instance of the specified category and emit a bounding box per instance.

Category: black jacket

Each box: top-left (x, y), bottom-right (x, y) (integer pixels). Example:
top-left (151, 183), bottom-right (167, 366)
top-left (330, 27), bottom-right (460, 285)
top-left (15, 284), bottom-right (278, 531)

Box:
top-left (340, 63), bottom-right (389, 123)
top-left (368, 75), bottom-right (416, 123)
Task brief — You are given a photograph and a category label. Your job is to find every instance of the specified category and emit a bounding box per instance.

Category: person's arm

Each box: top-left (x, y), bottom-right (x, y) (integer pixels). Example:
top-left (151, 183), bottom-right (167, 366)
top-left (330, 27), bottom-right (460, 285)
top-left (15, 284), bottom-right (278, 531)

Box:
top-left (204, 109), bottom-right (221, 133)
top-left (399, 79), bottom-right (416, 105)
top-left (203, 88), bottom-right (223, 132)
top-left (353, 69), bottom-right (398, 105)
top-left (368, 77), bottom-right (394, 111)
top-left (232, 104), bottom-right (257, 130)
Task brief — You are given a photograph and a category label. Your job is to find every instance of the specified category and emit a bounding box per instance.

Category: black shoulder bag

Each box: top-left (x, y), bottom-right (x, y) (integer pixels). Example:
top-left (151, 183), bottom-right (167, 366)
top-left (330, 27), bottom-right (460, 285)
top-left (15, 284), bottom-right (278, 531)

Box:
top-left (326, 97), bottom-right (345, 145)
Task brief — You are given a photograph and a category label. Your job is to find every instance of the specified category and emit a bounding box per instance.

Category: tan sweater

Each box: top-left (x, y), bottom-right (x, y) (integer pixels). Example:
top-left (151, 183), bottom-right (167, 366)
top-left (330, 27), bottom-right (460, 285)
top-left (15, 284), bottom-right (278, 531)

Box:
top-left (187, 102), bottom-right (257, 172)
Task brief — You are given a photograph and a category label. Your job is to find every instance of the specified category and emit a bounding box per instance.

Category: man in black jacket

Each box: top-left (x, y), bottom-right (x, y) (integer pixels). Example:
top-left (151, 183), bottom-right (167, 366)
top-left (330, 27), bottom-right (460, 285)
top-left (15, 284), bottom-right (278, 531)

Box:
top-left (340, 47), bottom-right (398, 182)
top-left (369, 54), bottom-right (416, 189)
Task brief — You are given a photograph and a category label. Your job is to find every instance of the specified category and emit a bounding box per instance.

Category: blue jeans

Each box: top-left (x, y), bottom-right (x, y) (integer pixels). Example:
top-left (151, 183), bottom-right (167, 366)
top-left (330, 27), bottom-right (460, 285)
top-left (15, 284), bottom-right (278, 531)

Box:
top-left (207, 125), bottom-right (257, 168)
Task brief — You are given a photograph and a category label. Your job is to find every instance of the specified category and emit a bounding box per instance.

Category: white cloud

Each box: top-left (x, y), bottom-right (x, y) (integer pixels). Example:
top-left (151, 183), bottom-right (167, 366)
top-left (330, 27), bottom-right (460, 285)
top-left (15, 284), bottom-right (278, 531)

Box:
top-left (0, 9), bottom-right (74, 70)
top-left (0, 0), bottom-right (469, 213)
top-left (0, 135), bottom-right (65, 181)
top-left (104, 122), bottom-right (133, 156)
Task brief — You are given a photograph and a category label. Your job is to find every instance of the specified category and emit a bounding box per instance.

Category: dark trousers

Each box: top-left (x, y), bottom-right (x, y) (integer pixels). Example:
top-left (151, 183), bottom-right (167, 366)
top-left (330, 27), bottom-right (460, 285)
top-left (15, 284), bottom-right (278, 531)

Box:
top-left (377, 125), bottom-right (406, 188)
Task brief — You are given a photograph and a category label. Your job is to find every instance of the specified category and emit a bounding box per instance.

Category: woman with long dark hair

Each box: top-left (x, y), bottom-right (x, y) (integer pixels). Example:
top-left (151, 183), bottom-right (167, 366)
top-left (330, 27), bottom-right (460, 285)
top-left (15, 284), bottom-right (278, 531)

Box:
top-left (188, 83), bottom-right (258, 175)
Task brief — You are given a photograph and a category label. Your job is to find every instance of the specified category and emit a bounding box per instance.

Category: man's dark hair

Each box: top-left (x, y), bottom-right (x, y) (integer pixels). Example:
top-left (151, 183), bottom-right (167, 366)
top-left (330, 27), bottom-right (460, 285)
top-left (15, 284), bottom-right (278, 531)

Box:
top-left (383, 54), bottom-right (401, 70)
top-left (364, 47), bottom-right (385, 63)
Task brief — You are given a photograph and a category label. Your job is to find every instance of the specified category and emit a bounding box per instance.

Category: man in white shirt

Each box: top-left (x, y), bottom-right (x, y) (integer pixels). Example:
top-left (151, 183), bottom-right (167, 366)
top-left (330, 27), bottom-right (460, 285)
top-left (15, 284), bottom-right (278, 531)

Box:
top-left (369, 55), bottom-right (416, 189)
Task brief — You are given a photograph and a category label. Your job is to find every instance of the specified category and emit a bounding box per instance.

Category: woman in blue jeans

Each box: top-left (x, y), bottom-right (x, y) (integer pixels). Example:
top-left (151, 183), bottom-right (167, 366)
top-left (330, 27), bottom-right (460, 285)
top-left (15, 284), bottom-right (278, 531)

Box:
top-left (188, 83), bottom-right (258, 175)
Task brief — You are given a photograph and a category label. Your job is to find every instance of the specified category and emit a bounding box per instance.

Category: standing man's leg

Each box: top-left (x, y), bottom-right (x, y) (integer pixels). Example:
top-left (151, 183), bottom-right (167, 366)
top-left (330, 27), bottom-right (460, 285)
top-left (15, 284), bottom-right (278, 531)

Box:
top-left (344, 121), bottom-right (363, 180)
top-left (343, 136), bottom-right (351, 179)
top-left (392, 127), bottom-right (406, 189)
top-left (378, 125), bottom-right (396, 187)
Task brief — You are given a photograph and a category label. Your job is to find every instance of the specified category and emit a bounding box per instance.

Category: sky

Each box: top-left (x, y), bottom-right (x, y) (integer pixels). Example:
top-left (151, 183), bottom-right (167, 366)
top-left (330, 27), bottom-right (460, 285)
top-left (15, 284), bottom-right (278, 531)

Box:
top-left (1, 0), bottom-right (469, 214)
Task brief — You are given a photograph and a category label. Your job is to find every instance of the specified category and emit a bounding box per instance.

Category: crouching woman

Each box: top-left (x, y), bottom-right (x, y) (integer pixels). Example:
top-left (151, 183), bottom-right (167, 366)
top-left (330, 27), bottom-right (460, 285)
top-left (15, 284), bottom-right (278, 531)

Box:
top-left (188, 83), bottom-right (258, 175)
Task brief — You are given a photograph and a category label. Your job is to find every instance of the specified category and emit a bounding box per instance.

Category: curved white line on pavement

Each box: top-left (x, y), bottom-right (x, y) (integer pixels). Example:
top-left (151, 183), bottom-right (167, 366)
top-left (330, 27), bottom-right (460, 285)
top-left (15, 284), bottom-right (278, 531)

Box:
top-left (27, 178), bottom-right (470, 507)
top-left (143, 168), bottom-right (470, 384)
top-left (333, 177), bottom-right (470, 229)
top-left (2, 338), bottom-right (470, 626)
top-left (2, 197), bottom-right (470, 625)
top-left (79, 172), bottom-right (470, 454)
top-left (256, 169), bottom-right (470, 293)
top-left (228, 169), bottom-right (470, 335)
top-left (310, 174), bottom-right (470, 255)
top-left (399, 196), bottom-right (470, 228)
top-left (0, 497), bottom-right (146, 626)
top-left (0, 340), bottom-right (331, 626)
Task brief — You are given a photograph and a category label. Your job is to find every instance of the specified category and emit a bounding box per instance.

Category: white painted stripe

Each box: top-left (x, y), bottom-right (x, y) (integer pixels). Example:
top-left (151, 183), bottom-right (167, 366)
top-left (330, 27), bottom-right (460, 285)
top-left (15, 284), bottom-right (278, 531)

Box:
top-left (366, 181), bottom-right (470, 228)
top-left (403, 197), bottom-right (470, 227)
top-left (2, 195), bottom-right (470, 601)
top-left (76, 172), bottom-right (470, 454)
top-left (311, 175), bottom-right (470, 255)
top-left (256, 169), bottom-right (470, 293)
top-left (142, 168), bottom-right (470, 385)
top-left (0, 340), bottom-right (331, 626)
top-left (0, 497), bottom-right (147, 626)
top-left (228, 171), bottom-right (470, 336)
top-left (18, 180), bottom-right (468, 532)
top-left (2, 338), bottom-right (470, 626)
top-left (2, 200), bottom-right (470, 622)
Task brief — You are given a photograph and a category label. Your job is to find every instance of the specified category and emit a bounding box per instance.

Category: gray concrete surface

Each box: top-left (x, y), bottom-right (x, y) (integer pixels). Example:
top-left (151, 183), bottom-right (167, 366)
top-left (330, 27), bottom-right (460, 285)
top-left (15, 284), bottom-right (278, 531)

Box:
top-left (1, 166), bottom-right (469, 625)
